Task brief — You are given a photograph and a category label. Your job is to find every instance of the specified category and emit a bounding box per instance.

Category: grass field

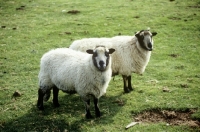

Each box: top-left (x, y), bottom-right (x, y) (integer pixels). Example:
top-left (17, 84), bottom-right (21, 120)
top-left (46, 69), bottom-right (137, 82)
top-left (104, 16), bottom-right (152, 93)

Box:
top-left (0, 0), bottom-right (200, 131)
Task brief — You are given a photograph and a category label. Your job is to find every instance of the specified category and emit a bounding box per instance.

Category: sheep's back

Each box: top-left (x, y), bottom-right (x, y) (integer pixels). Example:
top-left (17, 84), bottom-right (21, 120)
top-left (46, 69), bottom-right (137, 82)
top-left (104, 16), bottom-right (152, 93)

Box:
top-left (70, 36), bottom-right (138, 75)
top-left (39, 48), bottom-right (89, 91)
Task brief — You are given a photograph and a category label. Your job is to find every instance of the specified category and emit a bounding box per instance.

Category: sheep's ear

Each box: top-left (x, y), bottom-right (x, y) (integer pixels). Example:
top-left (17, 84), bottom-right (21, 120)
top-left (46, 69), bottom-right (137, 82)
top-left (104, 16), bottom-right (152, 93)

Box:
top-left (135, 33), bottom-right (140, 38)
top-left (109, 48), bottom-right (115, 54)
top-left (135, 33), bottom-right (143, 39)
top-left (152, 32), bottom-right (157, 36)
top-left (86, 49), bottom-right (94, 54)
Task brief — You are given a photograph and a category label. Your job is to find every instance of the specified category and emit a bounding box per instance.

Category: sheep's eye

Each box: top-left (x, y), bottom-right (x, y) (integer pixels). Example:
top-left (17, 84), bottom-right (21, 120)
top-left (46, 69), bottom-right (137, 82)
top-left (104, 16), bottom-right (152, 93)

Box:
top-left (93, 52), bottom-right (98, 57)
top-left (105, 52), bottom-right (109, 57)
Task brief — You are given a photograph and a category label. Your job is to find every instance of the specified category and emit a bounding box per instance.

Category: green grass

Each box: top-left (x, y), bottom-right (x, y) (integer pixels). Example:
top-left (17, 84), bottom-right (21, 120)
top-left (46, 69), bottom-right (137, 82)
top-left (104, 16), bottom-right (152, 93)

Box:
top-left (0, 0), bottom-right (200, 131)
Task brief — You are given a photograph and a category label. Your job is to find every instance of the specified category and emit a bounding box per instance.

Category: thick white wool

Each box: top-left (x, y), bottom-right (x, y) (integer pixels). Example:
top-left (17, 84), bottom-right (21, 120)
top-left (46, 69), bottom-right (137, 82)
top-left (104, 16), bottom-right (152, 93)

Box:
top-left (69, 36), bottom-right (151, 76)
top-left (39, 48), bottom-right (112, 98)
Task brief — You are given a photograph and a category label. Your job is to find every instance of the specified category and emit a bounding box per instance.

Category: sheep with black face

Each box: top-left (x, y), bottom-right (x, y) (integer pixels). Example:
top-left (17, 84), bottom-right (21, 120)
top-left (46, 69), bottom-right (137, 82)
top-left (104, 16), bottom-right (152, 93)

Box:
top-left (69, 29), bottom-right (157, 93)
top-left (37, 46), bottom-right (115, 118)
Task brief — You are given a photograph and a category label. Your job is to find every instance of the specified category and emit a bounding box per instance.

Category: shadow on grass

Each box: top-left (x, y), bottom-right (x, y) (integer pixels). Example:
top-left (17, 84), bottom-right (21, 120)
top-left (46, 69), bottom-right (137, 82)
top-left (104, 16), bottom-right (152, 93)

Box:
top-left (0, 92), bottom-right (125, 132)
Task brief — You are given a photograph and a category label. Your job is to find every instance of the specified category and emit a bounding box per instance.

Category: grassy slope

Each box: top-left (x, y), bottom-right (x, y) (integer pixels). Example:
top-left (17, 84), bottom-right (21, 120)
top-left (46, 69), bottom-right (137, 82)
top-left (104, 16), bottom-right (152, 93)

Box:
top-left (0, 0), bottom-right (200, 131)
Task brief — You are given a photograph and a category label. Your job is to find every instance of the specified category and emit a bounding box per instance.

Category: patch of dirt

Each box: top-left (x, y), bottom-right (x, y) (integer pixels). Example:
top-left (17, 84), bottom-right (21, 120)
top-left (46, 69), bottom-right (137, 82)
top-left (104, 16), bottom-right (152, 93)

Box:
top-left (1, 26), bottom-right (6, 28)
top-left (162, 87), bottom-right (170, 92)
top-left (59, 31), bottom-right (72, 35)
top-left (168, 16), bottom-right (181, 20)
top-left (112, 98), bottom-right (124, 106)
top-left (12, 90), bottom-right (22, 99)
top-left (16, 5), bottom-right (25, 10)
top-left (64, 32), bottom-right (72, 35)
top-left (133, 16), bottom-right (140, 19)
top-left (188, 5), bottom-right (200, 8)
top-left (169, 54), bottom-right (179, 58)
top-left (134, 109), bottom-right (200, 128)
top-left (67, 10), bottom-right (80, 14)
top-left (180, 84), bottom-right (189, 88)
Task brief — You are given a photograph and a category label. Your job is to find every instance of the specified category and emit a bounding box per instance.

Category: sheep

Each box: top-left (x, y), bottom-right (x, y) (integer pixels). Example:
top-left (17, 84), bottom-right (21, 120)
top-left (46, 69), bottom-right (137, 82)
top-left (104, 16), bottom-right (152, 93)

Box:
top-left (37, 46), bottom-right (115, 118)
top-left (69, 29), bottom-right (157, 93)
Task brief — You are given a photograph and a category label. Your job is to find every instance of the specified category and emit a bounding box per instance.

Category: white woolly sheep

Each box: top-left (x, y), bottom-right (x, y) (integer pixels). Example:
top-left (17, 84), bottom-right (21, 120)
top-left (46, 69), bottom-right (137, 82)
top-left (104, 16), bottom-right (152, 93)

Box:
top-left (37, 46), bottom-right (115, 118)
top-left (69, 29), bottom-right (157, 93)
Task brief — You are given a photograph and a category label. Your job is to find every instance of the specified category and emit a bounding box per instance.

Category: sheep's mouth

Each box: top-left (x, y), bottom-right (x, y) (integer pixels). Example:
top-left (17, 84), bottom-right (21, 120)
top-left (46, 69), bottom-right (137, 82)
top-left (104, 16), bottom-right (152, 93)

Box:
top-left (148, 48), bottom-right (153, 51)
top-left (98, 67), bottom-right (106, 72)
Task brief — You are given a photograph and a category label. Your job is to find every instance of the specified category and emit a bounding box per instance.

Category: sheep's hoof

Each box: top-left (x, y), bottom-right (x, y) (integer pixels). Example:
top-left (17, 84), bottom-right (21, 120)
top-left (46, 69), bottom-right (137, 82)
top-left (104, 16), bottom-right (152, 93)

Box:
top-left (86, 113), bottom-right (93, 119)
top-left (53, 103), bottom-right (60, 108)
top-left (124, 87), bottom-right (134, 93)
top-left (96, 112), bottom-right (101, 118)
top-left (124, 88), bottom-right (130, 93)
top-left (129, 87), bottom-right (134, 91)
top-left (37, 105), bottom-right (44, 110)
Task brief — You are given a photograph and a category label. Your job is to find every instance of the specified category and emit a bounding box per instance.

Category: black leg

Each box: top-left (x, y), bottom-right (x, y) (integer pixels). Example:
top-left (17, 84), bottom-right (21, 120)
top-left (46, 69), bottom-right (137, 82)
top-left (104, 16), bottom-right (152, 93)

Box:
top-left (37, 88), bottom-right (45, 110)
top-left (127, 76), bottom-right (134, 91)
top-left (53, 86), bottom-right (60, 107)
top-left (84, 99), bottom-right (93, 119)
top-left (43, 89), bottom-right (51, 102)
top-left (122, 75), bottom-right (129, 93)
top-left (94, 97), bottom-right (101, 118)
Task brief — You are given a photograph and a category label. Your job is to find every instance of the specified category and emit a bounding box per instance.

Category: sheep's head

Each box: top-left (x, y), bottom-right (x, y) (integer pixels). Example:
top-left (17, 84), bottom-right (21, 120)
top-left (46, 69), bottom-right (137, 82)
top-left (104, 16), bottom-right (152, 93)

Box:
top-left (135, 30), bottom-right (157, 51)
top-left (86, 45), bottom-right (115, 71)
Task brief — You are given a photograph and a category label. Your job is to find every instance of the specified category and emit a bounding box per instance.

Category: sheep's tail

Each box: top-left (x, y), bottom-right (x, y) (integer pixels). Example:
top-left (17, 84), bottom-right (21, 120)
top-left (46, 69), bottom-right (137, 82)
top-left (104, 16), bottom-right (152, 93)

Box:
top-left (43, 90), bottom-right (51, 102)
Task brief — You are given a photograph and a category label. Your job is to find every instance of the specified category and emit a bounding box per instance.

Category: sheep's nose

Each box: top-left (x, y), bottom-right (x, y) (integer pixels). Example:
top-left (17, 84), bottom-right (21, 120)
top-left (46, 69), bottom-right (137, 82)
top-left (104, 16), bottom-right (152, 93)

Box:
top-left (99, 61), bottom-right (106, 70)
top-left (99, 61), bottom-right (105, 67)
top-left (148, 42), bottom-right (153, 51)
top-left (148, 42), bottom-right (152, 48)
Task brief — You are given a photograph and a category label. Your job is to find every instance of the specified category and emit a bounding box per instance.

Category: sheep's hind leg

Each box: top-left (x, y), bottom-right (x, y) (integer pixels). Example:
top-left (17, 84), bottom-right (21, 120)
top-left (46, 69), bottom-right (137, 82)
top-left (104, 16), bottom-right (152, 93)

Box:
top-left (127, 76), bottom-right (133, 91)
top-left (53, 86), bottom-right (60, 107)
top-left (94, 97), bottom-right (101, 118)
top-left (84, 99), bottom-right (93, 119)
top-left (37, 88), bottom-right (45, 110)
top-left (122, 75), bottom-right (129, 93)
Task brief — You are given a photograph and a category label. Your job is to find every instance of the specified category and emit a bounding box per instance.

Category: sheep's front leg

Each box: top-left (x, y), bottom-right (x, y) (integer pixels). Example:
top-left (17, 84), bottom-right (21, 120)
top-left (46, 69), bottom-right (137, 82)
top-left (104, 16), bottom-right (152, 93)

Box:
top-left (94, 97), bottom-right (101, 118)
top-left (37, 88), bottom-right (45, 110)
top-left (53, 86), bottom-right (60, 107)
top-left (122, 75), bottom-right (129, 93)
top-left (127, 76), bottom-right (133, 91)
top-left (84, 99), bottom-right (93, 119)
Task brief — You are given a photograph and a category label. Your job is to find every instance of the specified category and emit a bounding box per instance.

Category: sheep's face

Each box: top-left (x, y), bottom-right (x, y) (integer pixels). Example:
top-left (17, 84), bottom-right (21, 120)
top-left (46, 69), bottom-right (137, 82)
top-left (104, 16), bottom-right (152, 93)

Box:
top-left (86, 46), bottom-right (115, 71)
top-left (135, 30), bottom-right (157, 51)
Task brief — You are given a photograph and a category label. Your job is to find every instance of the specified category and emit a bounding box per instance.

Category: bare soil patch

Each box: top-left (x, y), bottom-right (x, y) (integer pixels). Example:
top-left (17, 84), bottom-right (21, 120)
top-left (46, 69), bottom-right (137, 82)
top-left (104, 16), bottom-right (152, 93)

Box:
top-left (168, 16), bottom-right (181, 20)
top-left (67, 10), bottom-right (80, 14)
top-left (188, 5), bottom-right (200, 8)
top-left (134, 109), bottom-right (200, 128)
top-left (169, 53), bottom-right (179, 58)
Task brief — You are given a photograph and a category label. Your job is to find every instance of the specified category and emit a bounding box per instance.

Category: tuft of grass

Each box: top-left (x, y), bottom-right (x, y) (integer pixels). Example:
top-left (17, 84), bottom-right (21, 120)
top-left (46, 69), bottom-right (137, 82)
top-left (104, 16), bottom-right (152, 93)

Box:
top-left (0, 0), bottom-right (200, 131)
